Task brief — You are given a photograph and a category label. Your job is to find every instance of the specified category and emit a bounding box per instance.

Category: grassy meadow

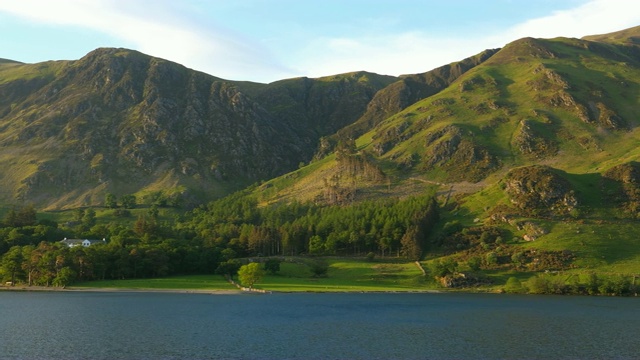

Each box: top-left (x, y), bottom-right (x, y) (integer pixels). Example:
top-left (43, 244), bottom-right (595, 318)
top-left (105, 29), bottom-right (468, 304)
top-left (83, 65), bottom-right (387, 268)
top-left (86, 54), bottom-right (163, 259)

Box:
top-left (71, 259), bottom-right (436, 293)
top-left (258, 260), bottom-right (430, 292)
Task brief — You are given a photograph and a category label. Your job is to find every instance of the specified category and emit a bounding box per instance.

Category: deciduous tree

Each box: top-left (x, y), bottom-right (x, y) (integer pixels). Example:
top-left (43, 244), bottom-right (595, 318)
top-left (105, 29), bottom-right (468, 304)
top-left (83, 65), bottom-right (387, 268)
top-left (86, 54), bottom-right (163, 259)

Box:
top-left (264, 258), bottom-right (281, 275)
top-left (121, 194), bottom-right (137, 209)
top-left (105, 193), bottom-right (118, 208)
top-left (0, 246), bottom-right (24, 284)
top-left (238, 262), bottom-right (264, 289)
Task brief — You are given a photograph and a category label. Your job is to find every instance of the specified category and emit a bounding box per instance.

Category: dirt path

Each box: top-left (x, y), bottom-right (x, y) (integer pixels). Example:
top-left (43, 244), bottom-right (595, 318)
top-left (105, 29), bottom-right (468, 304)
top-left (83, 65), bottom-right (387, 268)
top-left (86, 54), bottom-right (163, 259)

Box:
top-left (408, 177), bottom-right (486, 195)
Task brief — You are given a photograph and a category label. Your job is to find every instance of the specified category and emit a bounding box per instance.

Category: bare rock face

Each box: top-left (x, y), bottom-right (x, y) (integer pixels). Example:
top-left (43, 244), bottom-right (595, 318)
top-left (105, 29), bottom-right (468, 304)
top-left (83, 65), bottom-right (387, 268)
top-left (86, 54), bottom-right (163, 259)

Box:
top-left (513, 119), bottom-right (558, 159)
top-left (604, 162), bottom-right (640, 184)
top-left (603, 161), bottom-right (640, 215)
top-left (504, 165), bottom-right (578, 217)
top-left (0, 49), bottom-right (393, 207)
top-left (422, 126), bottom-right (500, 182)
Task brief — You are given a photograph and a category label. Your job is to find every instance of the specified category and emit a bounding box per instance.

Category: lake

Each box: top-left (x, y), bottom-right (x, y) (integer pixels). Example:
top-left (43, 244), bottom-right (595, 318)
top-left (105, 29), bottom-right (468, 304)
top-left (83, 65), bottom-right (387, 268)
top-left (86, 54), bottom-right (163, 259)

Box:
top-left (0, 291), bottom-right (637, 359)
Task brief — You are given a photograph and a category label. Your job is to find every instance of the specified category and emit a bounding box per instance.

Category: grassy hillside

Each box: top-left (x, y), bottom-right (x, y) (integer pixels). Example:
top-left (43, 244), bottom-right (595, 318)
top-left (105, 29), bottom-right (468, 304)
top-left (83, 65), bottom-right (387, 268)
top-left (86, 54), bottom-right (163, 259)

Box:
top-left (243, 27), bottom-right (640, 290)
top-left (257, 27), bottom-right (640, 200)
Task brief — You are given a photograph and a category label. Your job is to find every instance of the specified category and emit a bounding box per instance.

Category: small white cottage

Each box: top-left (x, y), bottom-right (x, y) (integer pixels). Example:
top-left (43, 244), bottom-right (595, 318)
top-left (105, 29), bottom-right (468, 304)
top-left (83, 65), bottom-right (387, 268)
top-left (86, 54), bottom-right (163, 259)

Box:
top-left (60, 238), bottom-right (106, 248)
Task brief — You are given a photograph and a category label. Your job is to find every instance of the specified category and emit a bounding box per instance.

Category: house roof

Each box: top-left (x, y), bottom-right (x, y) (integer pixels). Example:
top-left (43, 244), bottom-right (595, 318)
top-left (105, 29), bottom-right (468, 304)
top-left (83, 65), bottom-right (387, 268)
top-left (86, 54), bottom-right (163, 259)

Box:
top-left (60, 238), bottom-right (84, 245)
top-left (60, 238), bottom-right (106, 246)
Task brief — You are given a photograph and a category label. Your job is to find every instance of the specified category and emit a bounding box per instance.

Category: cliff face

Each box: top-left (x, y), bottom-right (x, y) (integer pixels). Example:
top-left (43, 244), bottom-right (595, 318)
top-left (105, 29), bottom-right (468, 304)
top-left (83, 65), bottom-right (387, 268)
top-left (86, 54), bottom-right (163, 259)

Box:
top-left (0, 49), bottom-right (306, 207)
top-left (0, 49), bottom-right (399, 208)
top-left (603, 162), bottom-right (640, 214)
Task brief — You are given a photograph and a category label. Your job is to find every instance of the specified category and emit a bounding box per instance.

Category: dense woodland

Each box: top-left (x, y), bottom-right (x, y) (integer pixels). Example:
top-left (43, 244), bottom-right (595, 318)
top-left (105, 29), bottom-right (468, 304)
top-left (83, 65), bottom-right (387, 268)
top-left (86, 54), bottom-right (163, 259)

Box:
top-left (0, 192), bottom-right (438, 287)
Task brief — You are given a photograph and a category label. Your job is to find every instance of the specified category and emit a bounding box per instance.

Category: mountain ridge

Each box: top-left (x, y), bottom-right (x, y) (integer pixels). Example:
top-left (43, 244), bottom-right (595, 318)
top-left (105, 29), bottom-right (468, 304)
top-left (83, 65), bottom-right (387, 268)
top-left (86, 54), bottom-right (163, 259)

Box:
top-left (0, 26), bottom-right (639, 211)
top-left (0, 48), bottom-right (399, 209)
top-left (253, 26), bottom-right (640, 208)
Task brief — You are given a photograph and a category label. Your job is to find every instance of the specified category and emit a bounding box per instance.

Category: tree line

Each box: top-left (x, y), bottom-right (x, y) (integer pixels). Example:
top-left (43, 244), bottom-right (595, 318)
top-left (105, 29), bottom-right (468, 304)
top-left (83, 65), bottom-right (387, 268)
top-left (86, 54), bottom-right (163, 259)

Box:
top-left (0, 192), bottom-right (439, 286)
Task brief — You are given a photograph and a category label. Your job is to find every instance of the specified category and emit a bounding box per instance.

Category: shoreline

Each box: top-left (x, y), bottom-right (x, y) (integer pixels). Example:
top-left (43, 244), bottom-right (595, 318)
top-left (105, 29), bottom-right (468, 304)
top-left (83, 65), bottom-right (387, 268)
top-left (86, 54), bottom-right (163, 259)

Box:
top-left (0, 285), bottom-right (242, 295)
top-left (0, 285), bottom-right (443, 295)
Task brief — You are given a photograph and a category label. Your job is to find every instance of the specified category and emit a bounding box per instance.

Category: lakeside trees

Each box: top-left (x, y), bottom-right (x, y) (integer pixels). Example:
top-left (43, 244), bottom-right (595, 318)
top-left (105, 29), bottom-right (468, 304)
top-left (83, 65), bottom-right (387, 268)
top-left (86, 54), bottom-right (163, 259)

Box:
top-left (0, 194), bottom-right (440, 286)
top-left (0, 197), bottom-right (638, 296)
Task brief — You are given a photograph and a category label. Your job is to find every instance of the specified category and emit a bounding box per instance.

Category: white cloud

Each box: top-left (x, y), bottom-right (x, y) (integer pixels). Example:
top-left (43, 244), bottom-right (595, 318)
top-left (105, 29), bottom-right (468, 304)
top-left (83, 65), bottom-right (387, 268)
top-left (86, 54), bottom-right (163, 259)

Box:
top-left (293, 0), bottom-right (640, 78)
top-left (499, 0), bottom-right (640, 41)
top-left (0, 0), bottom-right (296, 82)
top-left (1, 0), bottom-right (639, 82)
top-left (295, 33), bottom-right (484, 78)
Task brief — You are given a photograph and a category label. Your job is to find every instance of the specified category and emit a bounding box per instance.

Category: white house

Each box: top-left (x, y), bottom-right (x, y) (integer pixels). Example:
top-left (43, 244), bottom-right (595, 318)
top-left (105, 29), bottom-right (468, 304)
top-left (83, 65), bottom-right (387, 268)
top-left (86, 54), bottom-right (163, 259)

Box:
top-left (60, 238), bottom-right (106, 248)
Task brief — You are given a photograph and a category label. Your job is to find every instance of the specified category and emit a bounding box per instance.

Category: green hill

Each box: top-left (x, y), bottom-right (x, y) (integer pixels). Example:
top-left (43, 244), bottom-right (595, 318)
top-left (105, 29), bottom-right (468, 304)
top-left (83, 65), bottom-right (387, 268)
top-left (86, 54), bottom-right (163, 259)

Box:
top-left (244, 26), bottom-right (640, 284)
top-left (256, 29), bottom-right (640, 203)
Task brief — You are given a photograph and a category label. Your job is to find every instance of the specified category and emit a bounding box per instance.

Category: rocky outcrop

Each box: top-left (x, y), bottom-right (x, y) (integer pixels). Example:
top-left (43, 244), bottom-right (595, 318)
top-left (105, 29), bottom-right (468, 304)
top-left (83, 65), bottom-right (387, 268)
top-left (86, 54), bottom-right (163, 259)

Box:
top-left (589, 101), bottom-right (627, 130)
top-left (438, 273), bottom-right (492, 288)
top-left (604, 162), bottom-right (640, 184)
top-left (603, 162), bottom-right (640, 214)
top-left (490, 210), bottom-right (548, 241)
top-left (513, 119), bottom-right (558, 158)
top-left (422, 126), bottom-right (500, 182)
top-left (504, 165), bottom-right (578, 217)
top-left (371, 120), bottom-right (412, 156)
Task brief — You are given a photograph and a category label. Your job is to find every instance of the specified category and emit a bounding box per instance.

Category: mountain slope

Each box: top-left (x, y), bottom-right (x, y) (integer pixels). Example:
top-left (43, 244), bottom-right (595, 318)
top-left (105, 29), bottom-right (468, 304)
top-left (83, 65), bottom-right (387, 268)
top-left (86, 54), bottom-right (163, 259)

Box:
top-left (246, 26), bottom-right (640, 280)
top-left (236, 71), bottom-right (397, 156)
top-left (0, 49), bottom-right (299, 208)
top-left (255, 27), bottom-right (640, 206)
top-left (1, 26), bottom-right (640, 212)
top-left (582, 24), bottom-right (640, 45)
top-left (0, 49), bottom-right (395, 209)
top-left (331, 48), bottom-right (500, 144)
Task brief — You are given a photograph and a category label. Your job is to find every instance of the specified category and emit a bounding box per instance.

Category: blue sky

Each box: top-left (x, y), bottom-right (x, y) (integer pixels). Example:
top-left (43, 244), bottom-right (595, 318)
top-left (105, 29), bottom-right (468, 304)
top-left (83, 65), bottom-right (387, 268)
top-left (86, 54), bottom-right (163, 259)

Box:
top-left (1, 0), bottom-right (639, 83)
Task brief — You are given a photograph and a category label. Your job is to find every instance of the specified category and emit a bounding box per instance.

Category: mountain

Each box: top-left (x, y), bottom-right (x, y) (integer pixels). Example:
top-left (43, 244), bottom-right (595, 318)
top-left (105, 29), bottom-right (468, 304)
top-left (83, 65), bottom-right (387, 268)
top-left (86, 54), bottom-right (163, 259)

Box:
top-left (235, 71), bottom-right (397, 159)
top-left (0, 49), bottom-right (397, 209)
top-left (242, 26), bottom-right (640, 279)
top-left (257, 26), bottom-right (640, 207)
top-left (2, 26), bottom-right (640, 288)
top-left (325, 48), bottom-right (500, 151)
top-left (1, 26), bottom-right (639, 215)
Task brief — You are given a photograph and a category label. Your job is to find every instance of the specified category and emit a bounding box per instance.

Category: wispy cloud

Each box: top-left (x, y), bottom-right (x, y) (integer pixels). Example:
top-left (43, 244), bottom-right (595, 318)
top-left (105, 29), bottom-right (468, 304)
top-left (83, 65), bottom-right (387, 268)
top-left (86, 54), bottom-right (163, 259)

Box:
top-left (0, 0), bottom-right (296, 82)
top-left (499, 0), bottom-right (640, 41)
top-left (0, 0), bottom-right (638, 82)
top-left (294, 0), bottom-right (640, 78)
top-left (295, 33), bottom-right (483, 77)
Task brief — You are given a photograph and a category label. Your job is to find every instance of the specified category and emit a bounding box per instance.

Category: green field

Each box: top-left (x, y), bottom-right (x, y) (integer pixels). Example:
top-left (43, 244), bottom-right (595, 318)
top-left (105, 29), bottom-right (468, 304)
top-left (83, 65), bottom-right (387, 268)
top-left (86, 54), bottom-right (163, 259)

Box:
top-left (258, 260), bottom-right (430, 292)
top-left (71, 259), bottom-right (435, 293)
top-left (62, 252), bottom-right (640, 295)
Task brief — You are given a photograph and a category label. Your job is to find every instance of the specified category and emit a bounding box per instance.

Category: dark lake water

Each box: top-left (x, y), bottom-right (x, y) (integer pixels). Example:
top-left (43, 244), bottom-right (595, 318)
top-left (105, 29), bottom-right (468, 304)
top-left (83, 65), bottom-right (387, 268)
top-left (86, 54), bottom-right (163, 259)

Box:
top-left (0, 291), bottom-right (637, 359)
